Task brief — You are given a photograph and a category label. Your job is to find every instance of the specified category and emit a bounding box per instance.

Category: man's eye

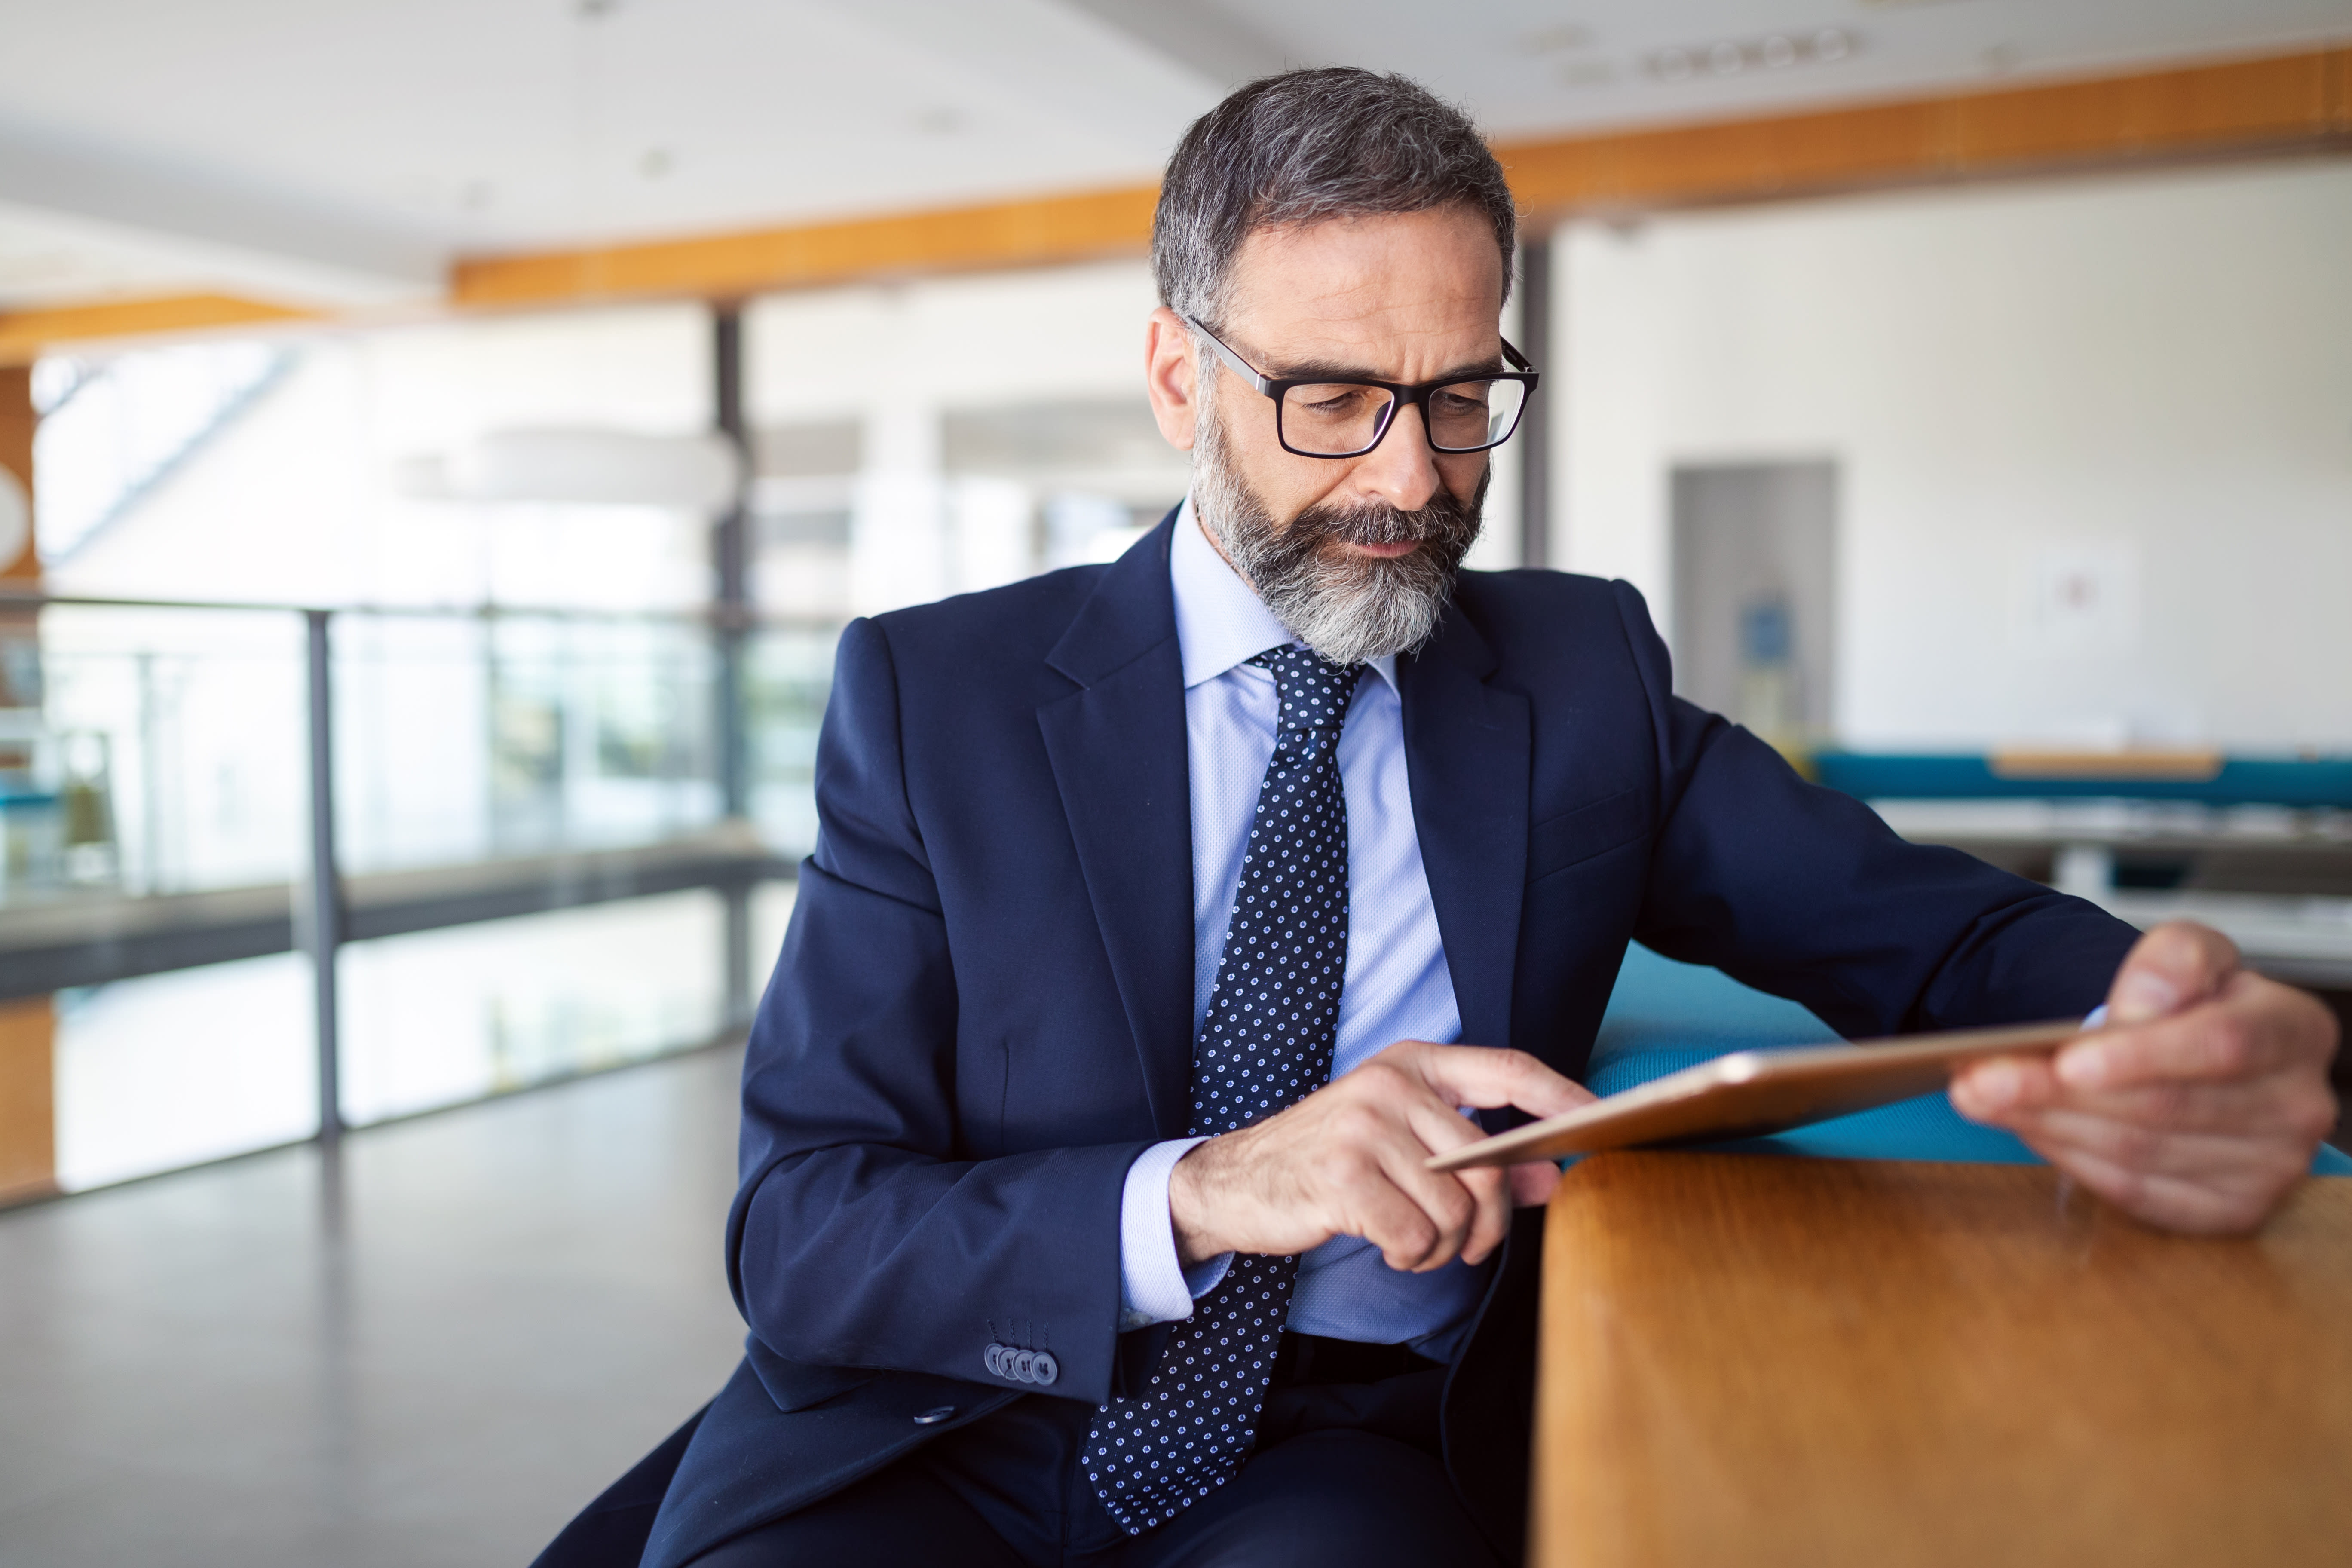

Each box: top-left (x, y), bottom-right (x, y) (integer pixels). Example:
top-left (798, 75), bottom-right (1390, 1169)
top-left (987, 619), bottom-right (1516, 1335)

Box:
top-left (1297, 388), bottom-right (1369, 415)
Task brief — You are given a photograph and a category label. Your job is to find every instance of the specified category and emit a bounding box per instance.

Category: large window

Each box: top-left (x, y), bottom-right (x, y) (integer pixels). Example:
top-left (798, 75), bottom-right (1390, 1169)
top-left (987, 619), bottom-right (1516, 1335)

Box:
top-left (17, 305), bottom-right (782, 1192)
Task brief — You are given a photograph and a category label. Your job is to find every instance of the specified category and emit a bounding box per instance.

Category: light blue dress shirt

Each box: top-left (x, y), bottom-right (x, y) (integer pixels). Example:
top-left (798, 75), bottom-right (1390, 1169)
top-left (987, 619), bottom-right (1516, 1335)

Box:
top-left (1115, 499), bottom-right (1489, 1360)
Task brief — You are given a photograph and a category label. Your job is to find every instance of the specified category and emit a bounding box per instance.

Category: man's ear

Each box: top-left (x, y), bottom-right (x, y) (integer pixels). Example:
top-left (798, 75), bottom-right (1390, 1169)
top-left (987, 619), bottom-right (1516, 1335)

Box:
top-left (1144, 306), bottom-right (1200, 452)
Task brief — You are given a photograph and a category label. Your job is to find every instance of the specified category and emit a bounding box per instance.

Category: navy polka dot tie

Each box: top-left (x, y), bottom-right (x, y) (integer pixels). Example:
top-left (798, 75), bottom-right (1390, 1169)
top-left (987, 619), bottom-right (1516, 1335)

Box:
top-left (1084, 644), bottom-right (1363, 1534)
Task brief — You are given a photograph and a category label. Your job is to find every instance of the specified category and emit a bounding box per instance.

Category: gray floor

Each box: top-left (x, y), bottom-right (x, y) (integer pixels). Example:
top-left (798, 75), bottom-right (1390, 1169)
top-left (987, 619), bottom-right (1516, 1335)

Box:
top-left (0, 1045), bottom-right (750, 1568)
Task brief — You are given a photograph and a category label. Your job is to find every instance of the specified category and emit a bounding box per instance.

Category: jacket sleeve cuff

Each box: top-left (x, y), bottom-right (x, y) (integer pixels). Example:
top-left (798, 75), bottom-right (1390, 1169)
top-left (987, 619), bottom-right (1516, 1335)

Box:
top-left (1117, 1137), bottom-right (1232, 1330)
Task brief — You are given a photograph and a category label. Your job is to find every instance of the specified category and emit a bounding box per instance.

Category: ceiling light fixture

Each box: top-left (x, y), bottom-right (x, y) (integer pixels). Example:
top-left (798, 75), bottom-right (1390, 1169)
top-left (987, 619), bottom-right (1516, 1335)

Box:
top-left (1522, 23), bottom-right (1595, 54)
top-left (1645, 27), bottom-right (1857, 82)
top-left (397, 430), bottom-right (743, 511)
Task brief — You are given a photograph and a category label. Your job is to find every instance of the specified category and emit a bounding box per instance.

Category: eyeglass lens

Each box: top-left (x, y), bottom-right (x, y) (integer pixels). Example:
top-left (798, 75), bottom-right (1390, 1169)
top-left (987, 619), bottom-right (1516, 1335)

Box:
top-left (1277, 377), bottom-right (1528, 456)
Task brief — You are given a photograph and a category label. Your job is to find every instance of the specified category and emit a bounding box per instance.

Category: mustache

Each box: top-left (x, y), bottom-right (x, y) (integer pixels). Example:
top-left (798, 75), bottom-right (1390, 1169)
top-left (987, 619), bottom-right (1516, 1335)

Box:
top-left (1280, 489), bottom-right (1483, 553)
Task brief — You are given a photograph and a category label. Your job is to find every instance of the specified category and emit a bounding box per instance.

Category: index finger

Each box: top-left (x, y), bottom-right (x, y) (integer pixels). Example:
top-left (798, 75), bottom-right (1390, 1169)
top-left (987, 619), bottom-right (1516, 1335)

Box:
top-left (1391, 1041), bottom-right (1594, 1121)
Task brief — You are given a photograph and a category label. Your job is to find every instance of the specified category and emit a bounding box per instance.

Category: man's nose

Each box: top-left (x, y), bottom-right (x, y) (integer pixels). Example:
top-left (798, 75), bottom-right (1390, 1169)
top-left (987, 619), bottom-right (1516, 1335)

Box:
top-left (1345, 402), bottom-right (1443, 512)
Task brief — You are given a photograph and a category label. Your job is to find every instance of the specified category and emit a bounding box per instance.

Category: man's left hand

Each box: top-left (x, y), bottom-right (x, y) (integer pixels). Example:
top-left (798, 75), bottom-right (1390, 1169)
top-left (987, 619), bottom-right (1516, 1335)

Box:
top-left (1951, 920), bottom-right (2340, 1234)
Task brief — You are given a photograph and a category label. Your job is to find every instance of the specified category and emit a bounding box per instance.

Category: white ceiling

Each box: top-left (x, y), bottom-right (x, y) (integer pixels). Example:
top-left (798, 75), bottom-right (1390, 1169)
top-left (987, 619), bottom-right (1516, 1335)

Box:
top-left (0, 0), bottom-right (2346, 311)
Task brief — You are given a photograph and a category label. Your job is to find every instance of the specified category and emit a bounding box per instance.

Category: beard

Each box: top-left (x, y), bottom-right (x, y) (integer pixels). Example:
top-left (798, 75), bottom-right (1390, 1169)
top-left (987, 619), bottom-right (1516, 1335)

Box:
top-left (1192, 400), bottom-right (1487, 667)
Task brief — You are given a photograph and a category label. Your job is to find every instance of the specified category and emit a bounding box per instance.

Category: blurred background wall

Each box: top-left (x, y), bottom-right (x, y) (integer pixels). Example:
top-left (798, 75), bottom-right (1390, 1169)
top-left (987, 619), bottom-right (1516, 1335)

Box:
top-left (1560, 159), bottom-right (2352, 752)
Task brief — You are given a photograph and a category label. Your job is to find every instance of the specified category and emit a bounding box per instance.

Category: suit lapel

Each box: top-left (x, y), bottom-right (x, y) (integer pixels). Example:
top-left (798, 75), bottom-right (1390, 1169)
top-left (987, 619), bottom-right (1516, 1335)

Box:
top-left (1038, 515), bottom-right (1196, 1139)
top-left (1398, 601), bottom-right (1531, 1054)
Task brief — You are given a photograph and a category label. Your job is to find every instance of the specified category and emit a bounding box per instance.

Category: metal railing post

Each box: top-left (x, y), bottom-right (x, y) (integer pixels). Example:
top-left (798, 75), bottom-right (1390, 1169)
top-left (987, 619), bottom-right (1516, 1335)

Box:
top-left (302, 608), bottom-right (344, 1142)
top-left (714, 305), bottom-right (756, 1030)
top-left (1518, 233), bottom-right (1553, 572)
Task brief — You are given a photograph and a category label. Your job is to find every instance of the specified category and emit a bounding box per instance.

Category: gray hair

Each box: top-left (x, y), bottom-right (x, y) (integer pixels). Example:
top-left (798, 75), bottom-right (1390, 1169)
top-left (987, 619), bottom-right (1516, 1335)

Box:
top-left (1152, 68), bottom-right (1517, 330)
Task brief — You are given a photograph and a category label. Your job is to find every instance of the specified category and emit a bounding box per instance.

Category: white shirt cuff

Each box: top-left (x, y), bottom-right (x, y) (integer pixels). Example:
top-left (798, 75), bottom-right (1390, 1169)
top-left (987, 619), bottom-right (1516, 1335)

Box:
top-left (2084, 1004), bottom-right (2109, 1029)
top-left (1117, 1137), bottom-right (1233, 1331)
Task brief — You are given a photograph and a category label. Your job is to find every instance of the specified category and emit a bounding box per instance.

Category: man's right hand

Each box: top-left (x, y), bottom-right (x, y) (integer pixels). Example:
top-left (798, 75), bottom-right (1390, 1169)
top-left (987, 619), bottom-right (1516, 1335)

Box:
top-left (1167, 1041), bottom-right (1592, 1274)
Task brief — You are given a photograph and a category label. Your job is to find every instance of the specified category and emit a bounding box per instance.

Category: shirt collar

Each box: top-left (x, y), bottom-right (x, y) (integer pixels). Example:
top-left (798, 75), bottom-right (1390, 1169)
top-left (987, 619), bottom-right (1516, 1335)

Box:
top-left (1169, 494), bottom-right (1399, 694)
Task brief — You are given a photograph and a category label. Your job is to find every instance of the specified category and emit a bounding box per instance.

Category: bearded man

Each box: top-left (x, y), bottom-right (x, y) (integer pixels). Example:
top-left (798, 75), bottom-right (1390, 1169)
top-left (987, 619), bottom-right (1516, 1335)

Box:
top-left (547, 67), bottom-right (2337, 1568)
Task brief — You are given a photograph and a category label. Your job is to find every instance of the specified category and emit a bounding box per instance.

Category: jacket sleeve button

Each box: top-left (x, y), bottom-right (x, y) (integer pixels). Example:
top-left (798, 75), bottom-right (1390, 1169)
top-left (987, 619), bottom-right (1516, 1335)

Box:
top-left (913, 1406), bottom-right (957, 1425)
top-left (983, 1344), bottom-right (1004, 1378)
top-left (1029, 1351), bottom-right (1058, 1387)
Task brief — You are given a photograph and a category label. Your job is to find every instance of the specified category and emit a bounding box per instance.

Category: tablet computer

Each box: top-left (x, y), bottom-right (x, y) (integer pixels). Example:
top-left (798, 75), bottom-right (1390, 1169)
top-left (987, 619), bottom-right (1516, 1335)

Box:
top-left (1427, 1017), bottom-right (2089, 1172)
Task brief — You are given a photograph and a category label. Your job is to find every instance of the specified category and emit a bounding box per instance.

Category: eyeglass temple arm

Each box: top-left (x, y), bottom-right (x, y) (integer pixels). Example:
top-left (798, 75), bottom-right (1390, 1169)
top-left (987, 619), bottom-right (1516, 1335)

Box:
top-left (1181, 315), bottom-right (1272, 395)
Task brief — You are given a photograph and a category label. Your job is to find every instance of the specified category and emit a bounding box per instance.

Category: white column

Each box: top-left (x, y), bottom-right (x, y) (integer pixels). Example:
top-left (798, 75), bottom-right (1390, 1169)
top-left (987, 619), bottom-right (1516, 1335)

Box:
top-left (1464, 286), bottom-right (1524, 573)
top-left (850, 403), bottom-right (948, 614)
top-left (949, 476), bottom-right (1035, 594)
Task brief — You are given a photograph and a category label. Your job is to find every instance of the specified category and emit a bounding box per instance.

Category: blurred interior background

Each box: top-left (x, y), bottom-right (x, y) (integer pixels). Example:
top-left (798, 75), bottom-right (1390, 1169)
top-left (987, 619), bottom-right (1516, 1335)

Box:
top-left (0, 2), bottom-right (2348, 1563)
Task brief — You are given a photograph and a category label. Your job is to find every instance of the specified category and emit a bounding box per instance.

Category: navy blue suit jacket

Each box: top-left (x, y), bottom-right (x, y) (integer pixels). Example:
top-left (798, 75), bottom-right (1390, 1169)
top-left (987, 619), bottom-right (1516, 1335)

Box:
top-left (642, 514), bottom-right (2138, 1566)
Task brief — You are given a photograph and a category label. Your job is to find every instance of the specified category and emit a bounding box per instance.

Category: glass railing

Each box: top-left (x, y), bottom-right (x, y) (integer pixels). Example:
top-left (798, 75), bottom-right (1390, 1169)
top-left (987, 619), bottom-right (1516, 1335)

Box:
top-left (29, 603), bottom-right (309, 898)
top-left (0, 591), bottom-right (836, 1198)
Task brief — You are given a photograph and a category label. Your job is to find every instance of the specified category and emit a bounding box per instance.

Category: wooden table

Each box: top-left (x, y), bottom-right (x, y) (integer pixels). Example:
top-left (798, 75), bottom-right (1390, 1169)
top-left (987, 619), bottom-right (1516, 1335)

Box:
top-left (1532, 1154), bottom-right (2352, 1568)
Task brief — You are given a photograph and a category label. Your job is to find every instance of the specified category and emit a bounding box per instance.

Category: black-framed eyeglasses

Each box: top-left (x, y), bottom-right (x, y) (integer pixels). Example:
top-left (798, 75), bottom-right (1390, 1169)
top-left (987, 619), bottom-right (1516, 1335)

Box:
top-left (1183, 314), bottom-right (1540, 459)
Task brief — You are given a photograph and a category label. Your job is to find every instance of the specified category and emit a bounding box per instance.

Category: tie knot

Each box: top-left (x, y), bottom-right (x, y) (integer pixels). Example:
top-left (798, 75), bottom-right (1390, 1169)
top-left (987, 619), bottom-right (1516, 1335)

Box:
top-left (1249, 644), bottom-right (1362, 745)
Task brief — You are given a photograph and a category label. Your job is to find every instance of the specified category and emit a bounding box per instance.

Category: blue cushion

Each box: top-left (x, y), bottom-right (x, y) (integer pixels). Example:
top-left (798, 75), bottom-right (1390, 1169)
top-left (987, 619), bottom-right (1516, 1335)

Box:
top-left (1591, 943), bottom-right (2352, 1175)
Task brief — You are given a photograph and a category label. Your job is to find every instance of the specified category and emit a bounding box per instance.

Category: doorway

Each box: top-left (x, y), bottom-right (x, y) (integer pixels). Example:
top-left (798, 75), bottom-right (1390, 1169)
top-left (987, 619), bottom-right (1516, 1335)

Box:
top-left (1669, 461), bottom-right (1838, 746)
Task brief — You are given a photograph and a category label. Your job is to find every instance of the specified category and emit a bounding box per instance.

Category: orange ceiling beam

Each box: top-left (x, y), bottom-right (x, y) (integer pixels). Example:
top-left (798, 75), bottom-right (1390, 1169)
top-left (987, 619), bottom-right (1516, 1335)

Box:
top-left (449, 45), bottom-right (2351, 311)
top-left (3, 45), bottom-right (2345, 349)
top-left (450, 182), bottom-right (1165, 308)
top-left (1496, 43), bottom-right (2352, 216)
top-left (0, 293), bottom-right (318, 366)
